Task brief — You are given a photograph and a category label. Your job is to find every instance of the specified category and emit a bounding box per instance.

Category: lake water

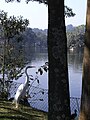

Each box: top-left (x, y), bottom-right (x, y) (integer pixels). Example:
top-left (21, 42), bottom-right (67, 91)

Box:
top-left (12, 52), bottom-right (48, 112)
top-left (18, 51), bottom-right (83, 98)
top-left (17, 51), bottom-right (83, 98)
top-left (68, 50), bottom-right (83, 98)
top-left (16, 52), bottom-right (48, 89)
top-left (12, 51), bottom-right (83, 112)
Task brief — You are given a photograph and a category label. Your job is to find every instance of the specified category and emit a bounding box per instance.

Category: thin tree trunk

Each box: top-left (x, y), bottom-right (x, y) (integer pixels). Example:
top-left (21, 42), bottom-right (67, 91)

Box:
top-left (2, 39), bottom-right (6, 92)
top-left (79, 0), bottom-right (90, 120)
top-left (48, 0), bottom-right (71, 120)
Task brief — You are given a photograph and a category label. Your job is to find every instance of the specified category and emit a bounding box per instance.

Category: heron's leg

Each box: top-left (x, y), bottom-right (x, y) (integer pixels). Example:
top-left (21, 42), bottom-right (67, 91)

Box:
top-left (16, 102), bottom-right (19, 108)
top-left (12, 99), bottom-right (15, 106)
top-left (12, 99), bottom-right (15, 104)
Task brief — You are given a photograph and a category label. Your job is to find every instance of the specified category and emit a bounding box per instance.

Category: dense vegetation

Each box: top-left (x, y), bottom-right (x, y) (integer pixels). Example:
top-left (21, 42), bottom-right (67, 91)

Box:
top-left (22, 24), bottom-right (85, 54)
top-left (66, 24), bottom-right (85, 51)
top-left (0, 10), bottom-right (29, 99)
top-left (18, 28), bottom-right (47, 62)
top-left (24, 24), bottom-right (85, 53)
top-left (32, 24), bottom-right (85, 52)
top-left (0, 24), bottom-right (85, 62)
top-left (0, 26), bottom-right (47, 62)
top-left (0, 24), bottom-right (85, 65)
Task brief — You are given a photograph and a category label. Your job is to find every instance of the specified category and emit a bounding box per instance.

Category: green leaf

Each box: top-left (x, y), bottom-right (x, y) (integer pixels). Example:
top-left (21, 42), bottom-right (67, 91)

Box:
top-left (37, 79), bottom-right (39, 84)
top-left (38, 68), bottom-right (43, 75)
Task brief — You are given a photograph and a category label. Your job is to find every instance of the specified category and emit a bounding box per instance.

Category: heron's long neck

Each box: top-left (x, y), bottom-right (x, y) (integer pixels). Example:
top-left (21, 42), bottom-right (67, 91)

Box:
top-left (25, 68), bottom-right (29, 85)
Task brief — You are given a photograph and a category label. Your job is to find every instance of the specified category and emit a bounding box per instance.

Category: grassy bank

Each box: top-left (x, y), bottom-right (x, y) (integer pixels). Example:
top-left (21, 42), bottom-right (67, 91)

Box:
top-left (0, 100), bottom-right (48, 120)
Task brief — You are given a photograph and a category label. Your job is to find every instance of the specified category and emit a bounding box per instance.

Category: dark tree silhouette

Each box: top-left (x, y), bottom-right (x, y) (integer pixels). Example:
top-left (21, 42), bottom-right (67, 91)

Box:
top-left (79, 0), bottom-right (90, 120)
top-left (48, 0), bottom-right (71, 119)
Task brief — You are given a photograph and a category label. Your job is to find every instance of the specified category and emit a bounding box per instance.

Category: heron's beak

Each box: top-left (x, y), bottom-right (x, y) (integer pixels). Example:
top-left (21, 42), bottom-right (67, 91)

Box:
top-left (30, 66), bottom-right (36, 68)
top-left (27, 66), bottom-right (36, 68)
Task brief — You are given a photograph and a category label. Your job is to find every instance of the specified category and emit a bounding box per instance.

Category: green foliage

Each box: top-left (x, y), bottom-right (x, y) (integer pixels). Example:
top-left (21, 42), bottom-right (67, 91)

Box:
top-left (19, 28), bottom-right (47, 60)
top-left (0, 10), bottom-right (29, 97)
top-left (28, 62), bottom-right (48, 88)
top-left (32, 28), bottom-right (47, 50)
top-left (36, 62), bottom-right (48, 75)
top-left (5, 0), bottom-right (21, 3)
top-left (22, 25), bottom-right (85, 53)
top-left (65, 6), bottom-right (75, 18)
top-left (66, 25), bottom-right (85, 50)
top-left (26, 0), bottom-right (48, 4)
top-left (0, 91), bottom-right (8, 99)
top-left (5, 0), bottom-right (48, 4)
top-left (0, 10), bottom-right (29, 39)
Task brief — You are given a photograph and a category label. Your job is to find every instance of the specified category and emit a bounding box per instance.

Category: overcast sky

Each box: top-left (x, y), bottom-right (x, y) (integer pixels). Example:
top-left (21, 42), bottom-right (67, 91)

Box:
top-left (65, 0), bottom-right (87, 26)
top-left (0, 0), bottom-right (87, 29)
top-left (0, 0), bottom-right (48, 29)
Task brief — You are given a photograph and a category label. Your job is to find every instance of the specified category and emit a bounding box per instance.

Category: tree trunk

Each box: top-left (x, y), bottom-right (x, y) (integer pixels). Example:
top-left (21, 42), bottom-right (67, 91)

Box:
top-left (48, 0), bottom-right (71, 120)
top-left (2, 38), bottom-right (6, 93)
top-left (79, 0), bottom-right (90, 120)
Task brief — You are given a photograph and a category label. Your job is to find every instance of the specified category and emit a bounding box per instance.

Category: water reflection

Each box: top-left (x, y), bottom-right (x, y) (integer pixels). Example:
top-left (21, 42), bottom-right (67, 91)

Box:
top-left (18, 52), bottom-right (48, 89)
top-left (29, 51), bottom-right (83, 98)
top-left (15, 51), bottom-right (83, 98)
top-left (68, 50), bottom-right (83, 72)
top-left (23, 51), bottom-right (83, 98)
top-left (68, 50), bottom-right (83, 98)
top-left (16, 52), bottom-right (48, 112)
top-left (9, 51), bottom-right (84, 112)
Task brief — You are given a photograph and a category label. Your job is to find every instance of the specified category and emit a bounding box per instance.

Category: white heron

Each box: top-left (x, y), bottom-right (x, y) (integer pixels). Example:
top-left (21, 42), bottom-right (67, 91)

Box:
top-left (13, 66), bottom-right (35, 108)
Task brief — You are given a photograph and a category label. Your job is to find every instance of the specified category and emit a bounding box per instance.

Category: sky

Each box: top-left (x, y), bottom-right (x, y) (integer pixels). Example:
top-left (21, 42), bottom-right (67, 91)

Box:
top-left (0, 0), bottom-right (87, 29)
top-left (65, 0), bottom-right (87, 26)
top-left (0, 0), bottom-right (48, 29)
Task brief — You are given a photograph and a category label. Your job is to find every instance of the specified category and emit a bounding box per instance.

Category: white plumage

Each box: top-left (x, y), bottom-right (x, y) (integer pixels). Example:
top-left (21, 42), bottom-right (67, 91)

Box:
top-left (14, 84), bottom-right (24, 100)
top-left (13, 66), bottom-right (35, 108)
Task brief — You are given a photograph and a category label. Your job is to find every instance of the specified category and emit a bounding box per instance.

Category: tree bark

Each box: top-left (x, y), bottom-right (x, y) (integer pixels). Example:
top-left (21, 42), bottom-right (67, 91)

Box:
top-left (48, 0), bottom-right (71, 120)
top-left (79, 0), bottom-right (90, 120)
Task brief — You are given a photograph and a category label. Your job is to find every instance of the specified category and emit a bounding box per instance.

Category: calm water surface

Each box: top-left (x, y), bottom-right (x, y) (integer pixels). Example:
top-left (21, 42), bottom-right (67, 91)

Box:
top-left (17, 52), bottom-right (48, 89)
top-left (68, 51), bottom-right (83, 98)
top-left (12, 51), bottom-right (83, 112)
top-left (18, 51), bottom-right (83, 98)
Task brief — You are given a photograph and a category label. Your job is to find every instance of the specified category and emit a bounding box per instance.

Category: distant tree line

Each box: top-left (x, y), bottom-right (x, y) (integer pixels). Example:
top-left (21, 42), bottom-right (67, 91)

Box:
top-left (25, 25), bottom-right (85, 52)
top-left (0, 26), bottom-right (47, 61)
top-left (23, 25), bottom-right (86, 53)
top-left (0, 23), bottom-right (85, 62)
top-left (66, 24), bottom-right (85, 50)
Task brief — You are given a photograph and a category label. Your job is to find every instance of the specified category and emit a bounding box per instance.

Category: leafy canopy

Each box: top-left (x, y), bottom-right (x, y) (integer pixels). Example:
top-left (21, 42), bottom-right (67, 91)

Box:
top-left (0, 10), bottom-right (29, 97)
top-left (0, 10), bottom-right (29, 39)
